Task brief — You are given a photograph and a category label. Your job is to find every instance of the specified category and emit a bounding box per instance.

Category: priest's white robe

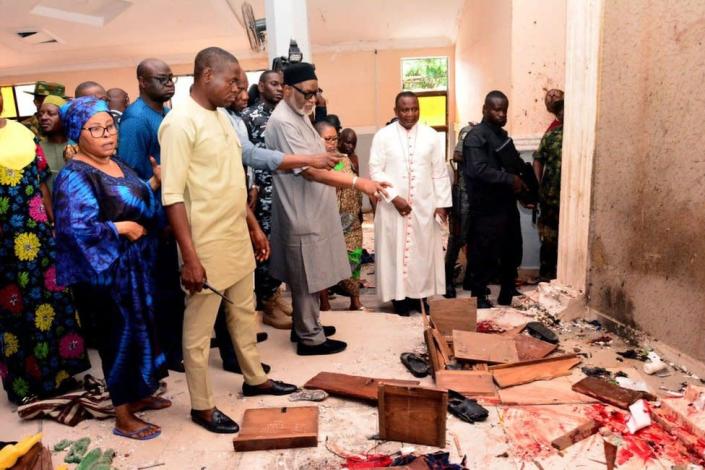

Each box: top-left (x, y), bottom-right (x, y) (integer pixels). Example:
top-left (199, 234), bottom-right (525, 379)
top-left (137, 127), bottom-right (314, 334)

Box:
top-left (369, 122), bottom-right (452, 302)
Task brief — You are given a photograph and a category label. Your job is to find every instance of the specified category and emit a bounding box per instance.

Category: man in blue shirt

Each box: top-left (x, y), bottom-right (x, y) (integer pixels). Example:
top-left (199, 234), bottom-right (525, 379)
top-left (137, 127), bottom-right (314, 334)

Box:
top-left (119, 58), bottom-right (184, 372)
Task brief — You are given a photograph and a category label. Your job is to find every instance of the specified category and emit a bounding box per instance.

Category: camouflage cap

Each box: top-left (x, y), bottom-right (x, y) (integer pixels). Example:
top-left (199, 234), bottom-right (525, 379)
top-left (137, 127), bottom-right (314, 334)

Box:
top-left (24, 81), bottom-right (67, 98)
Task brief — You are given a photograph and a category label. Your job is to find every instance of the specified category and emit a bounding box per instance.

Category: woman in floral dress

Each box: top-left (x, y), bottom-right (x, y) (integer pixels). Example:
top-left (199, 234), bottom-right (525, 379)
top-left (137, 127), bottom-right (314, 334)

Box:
top-left (0, 92), bottom-right (90, 405)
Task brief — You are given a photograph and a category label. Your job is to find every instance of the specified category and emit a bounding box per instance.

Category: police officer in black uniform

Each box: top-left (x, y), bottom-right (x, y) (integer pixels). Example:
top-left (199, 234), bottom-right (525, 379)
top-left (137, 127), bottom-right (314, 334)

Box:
top-left (463, 90), bottom-right (527, 308)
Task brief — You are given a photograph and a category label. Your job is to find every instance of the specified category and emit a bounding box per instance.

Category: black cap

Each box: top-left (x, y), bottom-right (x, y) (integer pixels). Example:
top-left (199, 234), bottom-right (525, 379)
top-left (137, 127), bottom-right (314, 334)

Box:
top-left (284, 62), bottom-right (317, 85)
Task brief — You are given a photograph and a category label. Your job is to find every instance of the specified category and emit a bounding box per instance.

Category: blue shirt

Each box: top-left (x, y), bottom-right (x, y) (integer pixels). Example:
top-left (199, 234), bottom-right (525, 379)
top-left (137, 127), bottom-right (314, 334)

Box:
top-left (118, 98), bottom-right (169, 179)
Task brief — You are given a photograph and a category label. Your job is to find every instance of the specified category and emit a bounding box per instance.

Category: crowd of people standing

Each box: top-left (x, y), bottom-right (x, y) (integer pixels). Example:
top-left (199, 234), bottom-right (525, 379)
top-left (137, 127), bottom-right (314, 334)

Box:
top-left (0, 46), bottom-right (563, 439)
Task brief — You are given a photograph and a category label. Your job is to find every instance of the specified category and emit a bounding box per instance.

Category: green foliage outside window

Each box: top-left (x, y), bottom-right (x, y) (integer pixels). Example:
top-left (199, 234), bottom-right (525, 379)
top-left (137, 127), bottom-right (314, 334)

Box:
top-left (402, 57), bottom-right (448, 91)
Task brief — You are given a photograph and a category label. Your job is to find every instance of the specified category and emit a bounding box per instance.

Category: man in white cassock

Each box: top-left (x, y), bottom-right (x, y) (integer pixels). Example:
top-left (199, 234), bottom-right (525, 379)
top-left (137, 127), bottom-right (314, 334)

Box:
top-left (369, 91), bottom-right (453, 315)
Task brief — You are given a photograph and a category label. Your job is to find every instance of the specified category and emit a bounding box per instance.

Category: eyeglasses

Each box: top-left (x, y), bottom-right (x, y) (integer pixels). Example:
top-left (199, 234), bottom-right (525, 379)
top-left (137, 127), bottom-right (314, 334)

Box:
top-left (149, 75), bottom-right (177, 86)
top-left (291, 84), bottom-right (317, 101)
top-left (81, 124), bottom-right (117, 138)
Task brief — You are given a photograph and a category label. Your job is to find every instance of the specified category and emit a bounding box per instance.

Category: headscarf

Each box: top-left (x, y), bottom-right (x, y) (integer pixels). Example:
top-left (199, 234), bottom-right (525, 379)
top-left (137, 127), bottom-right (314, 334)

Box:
top-left (42, 94), bottom-right (67, 109)
top-left (60, 96), bottom-right (109, 143)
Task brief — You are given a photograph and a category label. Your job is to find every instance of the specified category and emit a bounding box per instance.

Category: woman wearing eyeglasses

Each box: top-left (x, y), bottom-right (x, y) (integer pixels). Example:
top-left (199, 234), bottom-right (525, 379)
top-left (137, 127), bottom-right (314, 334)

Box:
top-left (53, 96), bottom-right (169, 440)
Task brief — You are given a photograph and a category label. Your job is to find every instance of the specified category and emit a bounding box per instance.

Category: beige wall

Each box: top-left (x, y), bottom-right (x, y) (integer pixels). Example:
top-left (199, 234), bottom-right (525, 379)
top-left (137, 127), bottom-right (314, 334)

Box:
top-left (0, 46), bottom-right (455, 131)
top-left (454, 0), bottom-right (566, 140)
top-left (586, 0), bottom-right (705, 361)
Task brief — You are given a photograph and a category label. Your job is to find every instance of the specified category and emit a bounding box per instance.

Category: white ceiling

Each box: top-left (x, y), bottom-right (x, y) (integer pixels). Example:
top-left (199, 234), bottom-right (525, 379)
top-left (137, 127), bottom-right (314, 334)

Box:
top-left (0, 0), bottom-right (464, 76)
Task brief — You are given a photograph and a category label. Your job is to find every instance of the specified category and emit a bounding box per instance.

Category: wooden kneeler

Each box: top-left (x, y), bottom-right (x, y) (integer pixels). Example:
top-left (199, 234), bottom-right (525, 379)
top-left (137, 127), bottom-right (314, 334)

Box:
top-left (378, 383), bottom-right (447, 448)
top-left (233, 406), bottom-right (319, 451)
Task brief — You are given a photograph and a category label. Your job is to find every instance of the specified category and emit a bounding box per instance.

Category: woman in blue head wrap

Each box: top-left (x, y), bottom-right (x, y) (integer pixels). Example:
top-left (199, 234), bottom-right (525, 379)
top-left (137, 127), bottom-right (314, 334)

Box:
top-left (53, 96), bottom-right (169, 440)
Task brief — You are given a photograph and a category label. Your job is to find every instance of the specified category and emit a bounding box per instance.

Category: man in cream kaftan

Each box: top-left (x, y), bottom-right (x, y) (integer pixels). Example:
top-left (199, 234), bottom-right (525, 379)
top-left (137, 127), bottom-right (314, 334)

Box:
top-left (369, 92), bottom-right (452, 311)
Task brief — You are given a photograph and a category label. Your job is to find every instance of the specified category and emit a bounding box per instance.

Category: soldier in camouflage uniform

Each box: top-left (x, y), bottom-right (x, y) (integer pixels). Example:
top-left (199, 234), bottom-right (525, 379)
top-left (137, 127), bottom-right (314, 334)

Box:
top-left (533, 98), bottom-right (564, 280)
top-left (21, 81), bottom-right (67, 137)
top-left (241, 70), bottom-right (293, 329)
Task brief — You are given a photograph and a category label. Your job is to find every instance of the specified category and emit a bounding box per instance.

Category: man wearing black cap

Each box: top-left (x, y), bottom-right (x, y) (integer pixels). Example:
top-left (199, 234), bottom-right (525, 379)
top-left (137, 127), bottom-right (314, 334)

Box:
top-left (265, 62), bottom-right (389, 355)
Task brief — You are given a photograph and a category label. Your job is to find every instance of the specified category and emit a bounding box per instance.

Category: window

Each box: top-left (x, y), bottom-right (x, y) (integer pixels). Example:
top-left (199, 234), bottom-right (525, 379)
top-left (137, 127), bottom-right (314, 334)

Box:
top-left (402, 57), bottom-right (448, 92)
top-left (0, 83), bottom-right (41, 119)
top-left (401, 57), bottom-right (449, 156)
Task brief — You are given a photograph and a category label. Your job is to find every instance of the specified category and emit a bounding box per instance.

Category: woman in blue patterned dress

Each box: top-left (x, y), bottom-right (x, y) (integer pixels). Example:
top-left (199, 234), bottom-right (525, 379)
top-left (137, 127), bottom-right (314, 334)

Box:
top-left (53, 96), bottom-right (168, 440)
top-left (0, 92), bottom-right (90, 405)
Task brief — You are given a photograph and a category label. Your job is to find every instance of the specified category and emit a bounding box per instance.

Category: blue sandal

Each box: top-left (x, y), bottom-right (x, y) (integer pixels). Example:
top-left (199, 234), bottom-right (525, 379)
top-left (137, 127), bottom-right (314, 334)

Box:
top-left (113, 424), bottom-right (161, 440)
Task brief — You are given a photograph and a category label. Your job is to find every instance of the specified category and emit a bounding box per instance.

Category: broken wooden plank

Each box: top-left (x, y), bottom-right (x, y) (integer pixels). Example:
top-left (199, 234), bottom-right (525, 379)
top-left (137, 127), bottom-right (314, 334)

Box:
top-left (514, 334), bottom-right (557, 361)
top-left (550, 419), bottom-right (601, 450)
top-left (498, 376), bottom-right (599, 405)
top-left (452, 330), bottom-right (519, 364)
top-left (233, 406), bottom-right (319, 451)
top-left (428, 298), bottom-right (477, 337)
top-left (378, 384), bottom-right (447, 447)
top-left (303, 372), bottom-right (419, 402)
top-left (435, 370), bottom-right (497, 397)
top-left (431, 327), bottom-right (453, 363)
top-left (571, 376), bottom-right (656, 409)
top-left (490, 354), bottom-right (581, 388)
top-left (604, 439), bottom-right (617, 470)
top-left (425, 328), bottom-right (445, 376)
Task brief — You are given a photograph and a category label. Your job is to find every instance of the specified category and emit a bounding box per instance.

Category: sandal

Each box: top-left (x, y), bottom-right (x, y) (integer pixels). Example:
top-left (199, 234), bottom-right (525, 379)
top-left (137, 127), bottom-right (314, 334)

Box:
top-left (113, 424), bottom-right (161, 440)
top-left (400, 352), bottom-right (430, 378)
top-left (447, 389), bottom-right (489, 423)
top-left (288, 389), bottom-right (329, 402)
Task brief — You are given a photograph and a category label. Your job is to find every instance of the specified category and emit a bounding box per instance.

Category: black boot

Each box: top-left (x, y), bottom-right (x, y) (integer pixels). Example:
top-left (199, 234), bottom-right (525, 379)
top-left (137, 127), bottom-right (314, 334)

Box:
top-left (444, 284), bottom-right (457, 298)
top-left (476, 296), bottom-right (494, 309)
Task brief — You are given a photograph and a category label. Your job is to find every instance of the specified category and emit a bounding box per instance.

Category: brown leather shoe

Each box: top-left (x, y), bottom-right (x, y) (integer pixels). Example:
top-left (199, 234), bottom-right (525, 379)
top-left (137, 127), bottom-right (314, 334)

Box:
top-left (272, 289), bottom-right (293, 316)
top-left (262, 299), bottom-right (292, 329)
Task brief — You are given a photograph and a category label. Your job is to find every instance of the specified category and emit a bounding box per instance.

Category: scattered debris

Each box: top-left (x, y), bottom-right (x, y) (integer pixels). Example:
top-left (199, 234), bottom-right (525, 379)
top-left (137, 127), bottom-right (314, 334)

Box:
top-left (476, 320), bottom-right (505, 334)
top-left (643, 351), bottom-right (668, 375)
top-left (590, 335), bottom-right (613, 345)
top-left (581, 366), bottom-right (611, 378)
top-left (289, 389), bottom-right (329, 402)
top-left (626, 399), bottom-right (652, 434)
top-left (617, 349), bottom-right (650, 361)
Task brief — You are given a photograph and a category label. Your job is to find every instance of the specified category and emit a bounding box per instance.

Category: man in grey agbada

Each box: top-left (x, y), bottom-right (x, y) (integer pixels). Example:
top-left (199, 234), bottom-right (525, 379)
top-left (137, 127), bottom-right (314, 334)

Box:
top-left (265, 62), bottom-right (389, 355)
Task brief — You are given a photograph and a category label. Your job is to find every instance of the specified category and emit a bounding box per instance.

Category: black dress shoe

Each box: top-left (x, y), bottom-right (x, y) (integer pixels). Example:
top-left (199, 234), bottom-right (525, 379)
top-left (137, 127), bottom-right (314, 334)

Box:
top-left (497, 288), bottom-right (520, 306)
top-left (444, 285), bottom-right (457, 298)
top-left (392, 300), bottom-right (410, 316)
top-left (191, 408), bottom-right (239, 434)
top-left (476, 297), bottom-right (494, 309)
top-left (223, 361), bottom-right (271, 374)
top-left (211, 332), bottom-right (267, 348)
top-left (290, 325), bottom-right (336, 343)
top-left (297, 338), bottom-right (347, 356)
top-left (242, 379), bottom-right (298, 396)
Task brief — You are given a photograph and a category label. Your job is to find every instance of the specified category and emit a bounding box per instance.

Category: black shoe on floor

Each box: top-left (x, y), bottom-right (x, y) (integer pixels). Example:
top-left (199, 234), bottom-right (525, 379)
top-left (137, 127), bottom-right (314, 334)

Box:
top-left (476, 296), bottom-right (494, 309)
top-left (297, 338), bottom-right (347, 356)
top-left (211, 332), bottom-right (267, 349)
top-left (392, 299), bottom-right (411, 316)
top-left (223, 361), bottom-right (271, 375)
top-left (191, 408), bottom-right (239, 434)
top-left (290, 325), bottom-right (336, 343)
top-left (497, 288), bottom-right (521, 306)
top-left (444, 285), bottom-right (457, 298)
top-left (242, 379), bottom-right (298, 397)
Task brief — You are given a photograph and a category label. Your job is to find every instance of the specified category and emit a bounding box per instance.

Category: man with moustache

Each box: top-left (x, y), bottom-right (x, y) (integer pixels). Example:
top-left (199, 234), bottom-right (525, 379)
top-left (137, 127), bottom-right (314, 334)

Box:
top-left (265, 62), bottom-right (389, 355)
